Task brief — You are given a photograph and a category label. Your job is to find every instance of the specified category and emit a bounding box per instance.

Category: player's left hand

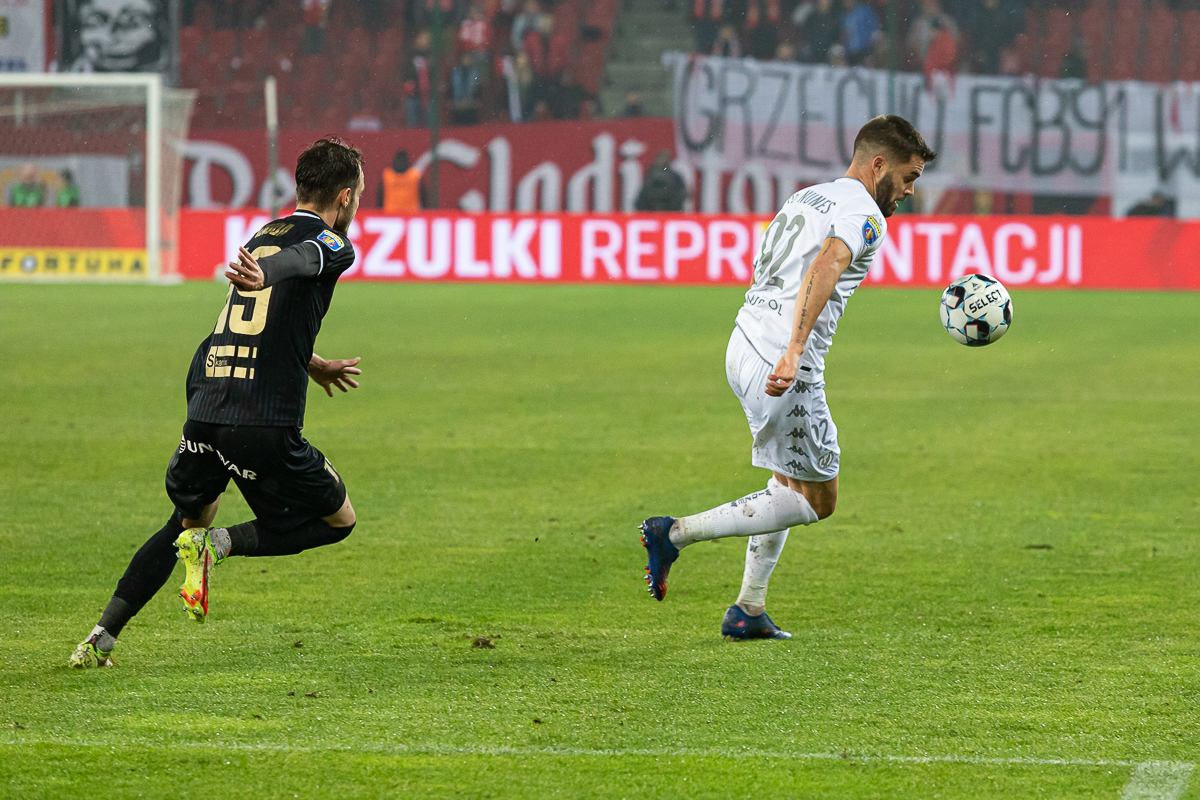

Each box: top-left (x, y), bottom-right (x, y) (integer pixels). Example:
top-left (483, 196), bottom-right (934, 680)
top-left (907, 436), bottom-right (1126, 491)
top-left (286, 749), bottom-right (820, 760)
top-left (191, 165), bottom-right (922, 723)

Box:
top-left (226, 246), bottom-right (265, 292)
top-left (309, 355), bottom-right (362, 397)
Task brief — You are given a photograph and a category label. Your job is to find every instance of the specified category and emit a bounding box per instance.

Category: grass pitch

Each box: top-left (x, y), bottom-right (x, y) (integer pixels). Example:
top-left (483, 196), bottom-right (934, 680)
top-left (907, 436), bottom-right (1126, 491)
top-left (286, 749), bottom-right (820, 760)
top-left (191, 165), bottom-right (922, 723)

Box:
top-left (2, 282), bottom-right (1198, 799)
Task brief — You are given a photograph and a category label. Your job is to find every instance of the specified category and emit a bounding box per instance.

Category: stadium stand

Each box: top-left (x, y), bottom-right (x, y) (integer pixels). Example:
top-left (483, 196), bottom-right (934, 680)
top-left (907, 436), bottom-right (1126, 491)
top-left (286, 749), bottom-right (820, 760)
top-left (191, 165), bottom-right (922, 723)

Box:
top-left (178, 0), bottom-right (616, 129)
top-left (680, 0), bottom-right (1200, 86)
top-left (171, 0), bottom-right (1200, 131)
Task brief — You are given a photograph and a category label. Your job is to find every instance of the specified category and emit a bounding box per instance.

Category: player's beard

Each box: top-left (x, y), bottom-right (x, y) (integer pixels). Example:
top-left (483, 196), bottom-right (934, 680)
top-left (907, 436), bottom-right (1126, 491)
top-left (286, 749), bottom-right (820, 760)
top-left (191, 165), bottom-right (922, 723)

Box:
top-left (333, 204), bottom-right (353, 233)
top-left (875, 172), bottom-right (900, 218)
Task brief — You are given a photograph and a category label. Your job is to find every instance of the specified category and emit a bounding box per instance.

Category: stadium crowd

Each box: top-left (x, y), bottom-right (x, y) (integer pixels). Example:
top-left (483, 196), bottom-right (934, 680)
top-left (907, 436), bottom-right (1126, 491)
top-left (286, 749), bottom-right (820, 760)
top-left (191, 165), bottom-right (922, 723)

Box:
top-left (177, 0), bottom-right (1200, 131)
top-left (688, 0), bottom-right (1200, 83)
top-left (180, 0), bottom-right (615, 129)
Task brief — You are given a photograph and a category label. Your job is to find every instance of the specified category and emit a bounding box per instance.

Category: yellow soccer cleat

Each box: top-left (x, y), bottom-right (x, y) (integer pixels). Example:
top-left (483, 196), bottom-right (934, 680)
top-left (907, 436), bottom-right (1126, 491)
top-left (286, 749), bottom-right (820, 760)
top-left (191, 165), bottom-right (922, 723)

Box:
top-left (69, 634), bottom-right (114, 668)
top-left (176, 528), bottom-right (220, 623)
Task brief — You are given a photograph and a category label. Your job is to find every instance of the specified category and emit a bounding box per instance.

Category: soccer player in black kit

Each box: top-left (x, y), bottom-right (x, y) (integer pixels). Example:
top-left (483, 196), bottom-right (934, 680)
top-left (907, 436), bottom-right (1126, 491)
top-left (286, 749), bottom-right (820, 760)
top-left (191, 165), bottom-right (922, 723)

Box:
top-left (70, 138), bottom-right (368, 668)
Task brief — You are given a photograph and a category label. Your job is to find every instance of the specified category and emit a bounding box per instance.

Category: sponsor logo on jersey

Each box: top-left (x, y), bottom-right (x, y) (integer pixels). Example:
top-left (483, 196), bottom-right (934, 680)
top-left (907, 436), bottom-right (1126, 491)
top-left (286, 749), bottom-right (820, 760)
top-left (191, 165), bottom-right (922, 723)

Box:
top-left (318, 230), bottom-right (346, 251)
top-left (862, 216), bottom-right (882, 246)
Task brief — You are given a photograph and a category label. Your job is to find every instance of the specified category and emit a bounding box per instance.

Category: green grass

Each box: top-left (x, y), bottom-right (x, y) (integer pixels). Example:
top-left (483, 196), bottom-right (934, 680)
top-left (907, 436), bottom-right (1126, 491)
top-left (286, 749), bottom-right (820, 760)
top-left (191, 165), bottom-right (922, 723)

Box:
top-left (1, 283), bottom-right (1198, 799)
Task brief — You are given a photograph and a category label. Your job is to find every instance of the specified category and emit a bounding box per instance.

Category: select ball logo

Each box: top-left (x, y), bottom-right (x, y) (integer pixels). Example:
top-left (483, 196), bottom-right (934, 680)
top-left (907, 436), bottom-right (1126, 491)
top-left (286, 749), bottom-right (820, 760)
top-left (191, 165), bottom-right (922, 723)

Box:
top-left (939, 274), bottom-right (1013, 347)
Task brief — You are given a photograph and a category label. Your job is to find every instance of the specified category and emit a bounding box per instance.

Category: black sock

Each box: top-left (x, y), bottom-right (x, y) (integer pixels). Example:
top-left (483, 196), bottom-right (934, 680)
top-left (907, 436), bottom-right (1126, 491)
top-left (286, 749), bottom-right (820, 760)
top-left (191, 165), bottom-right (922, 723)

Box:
top-left (108, 511), bottom-right (186, 636)
top-left (229, 518), bottom-right (354, 557)
top-left (97, 597), bottom-right (132, 640)
top-left (224, 520), bottom-right (260, 556)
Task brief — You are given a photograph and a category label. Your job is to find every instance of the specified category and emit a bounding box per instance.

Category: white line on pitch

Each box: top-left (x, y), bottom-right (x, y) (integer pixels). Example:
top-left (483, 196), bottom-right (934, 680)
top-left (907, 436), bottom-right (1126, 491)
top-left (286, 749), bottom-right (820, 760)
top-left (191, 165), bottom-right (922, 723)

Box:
top-left (1121, 762), bottom-right (1195, 800)
top-left (3, 736), bottom-right (1193, 775)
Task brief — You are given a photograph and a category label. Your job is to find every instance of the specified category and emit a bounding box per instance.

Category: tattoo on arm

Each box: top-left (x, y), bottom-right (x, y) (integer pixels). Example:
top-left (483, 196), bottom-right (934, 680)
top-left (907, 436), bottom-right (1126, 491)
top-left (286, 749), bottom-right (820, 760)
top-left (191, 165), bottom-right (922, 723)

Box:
top-left (796, 275), bottom-right (815, 342)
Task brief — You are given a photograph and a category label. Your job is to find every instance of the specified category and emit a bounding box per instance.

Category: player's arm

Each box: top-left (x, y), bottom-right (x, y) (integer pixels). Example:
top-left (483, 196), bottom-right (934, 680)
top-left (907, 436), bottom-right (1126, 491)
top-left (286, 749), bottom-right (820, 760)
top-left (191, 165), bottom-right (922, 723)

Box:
top-left (225, 244), bottom-right (323, 291)
top-left (766, 237), bottom-right (854, 397)
top-left (308, 354), bottom-right (362, 397)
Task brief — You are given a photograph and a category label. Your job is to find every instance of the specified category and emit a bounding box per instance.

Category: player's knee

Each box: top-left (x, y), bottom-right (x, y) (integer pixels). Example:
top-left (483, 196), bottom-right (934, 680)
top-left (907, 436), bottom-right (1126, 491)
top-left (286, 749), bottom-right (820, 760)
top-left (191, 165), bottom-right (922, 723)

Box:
top-left (323, 496), bottom-right (355, 528)
top-left (797, 485), bottom-right (836, 520)
top-left (326, 520), bottom-right (355, 544)
top-left (812, 495), bottom-right (836, 520)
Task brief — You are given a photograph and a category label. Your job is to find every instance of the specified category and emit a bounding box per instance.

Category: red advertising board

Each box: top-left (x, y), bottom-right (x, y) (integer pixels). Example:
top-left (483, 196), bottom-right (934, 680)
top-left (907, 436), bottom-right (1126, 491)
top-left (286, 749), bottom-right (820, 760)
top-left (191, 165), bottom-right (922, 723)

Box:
top-left (2, 207), bottom-right (1196, 288)
top-left (179, 211), bottom-right (1200, 290)
top-left (181, 119), bottom-right (677, 213)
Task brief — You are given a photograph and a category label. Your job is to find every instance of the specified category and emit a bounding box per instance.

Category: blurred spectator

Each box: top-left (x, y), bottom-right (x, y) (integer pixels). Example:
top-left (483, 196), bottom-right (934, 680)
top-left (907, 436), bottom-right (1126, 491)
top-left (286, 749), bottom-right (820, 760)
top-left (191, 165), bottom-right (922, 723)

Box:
top-left (510, 51), bottom-right (536, 119)
top-left (1060, 36), bottom-right (1088, 80)
top-left (301, 0), bottom-right (331, 55)
top-left (8, 164), bottom-right (46, 207)
top-left (842, 0), bottom-right (881, 65)
top-left (923, 18), bottom-right (958, 77)
top-left (452, 51), bottom-right (483, 123)
top-left (532, 99), bottom-right (553, 121)
top-left (713, 24), bottom-right (743, 57)
top-left (379, 150), bottom-right (425, 212)
top-left (621, 91), bottom-right (646, 118)
top-left (774, 42), bottom-right (796, 62)
top-left (636, 151), bottom-right (688, 211)
top-left (402, 29), bottom-right (433, 127)
top-left (579, 98), bottom-right (599, 120)
top-left (906, 0), bottom-right (958, 69)
top-left (828, 41), bottom-right (848, 66)
top-left (453, 5), bottom-right (491, 111)
top-left (747, 0), bottom-right (781, 60)
top-left (794, 0), bottom-right (842, 64)
top-left (56, 170), bottom-right (81, 207)
top-left (458, 4), bottom-right (492, 56)
top-left (511, 0), bottom-right (546, 51)
top-left (691, 0), bottom-right (724, 53)
top-left (548, 72), bottom-right (593, 119)
top-left (1126, 192), bottom-right (1176, 217)
top-left (962, 0), bottom-right (1020, 75)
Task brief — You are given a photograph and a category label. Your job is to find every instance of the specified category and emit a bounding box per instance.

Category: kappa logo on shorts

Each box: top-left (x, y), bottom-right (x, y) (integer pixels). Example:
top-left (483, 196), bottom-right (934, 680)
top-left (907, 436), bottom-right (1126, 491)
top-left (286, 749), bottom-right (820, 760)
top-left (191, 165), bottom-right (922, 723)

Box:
top-left (862, 216), bottom-right (882, 246)
top-left (787, 427), bottom-right (807, 439)
top-left (317, 230), bottom-right (346, 251)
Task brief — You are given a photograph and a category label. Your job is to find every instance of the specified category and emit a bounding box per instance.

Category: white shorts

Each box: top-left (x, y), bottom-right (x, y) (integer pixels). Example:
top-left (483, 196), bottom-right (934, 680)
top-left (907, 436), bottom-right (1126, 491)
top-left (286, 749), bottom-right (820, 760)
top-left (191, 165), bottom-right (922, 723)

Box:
top-left (726, 327), bottom-right (840, 482)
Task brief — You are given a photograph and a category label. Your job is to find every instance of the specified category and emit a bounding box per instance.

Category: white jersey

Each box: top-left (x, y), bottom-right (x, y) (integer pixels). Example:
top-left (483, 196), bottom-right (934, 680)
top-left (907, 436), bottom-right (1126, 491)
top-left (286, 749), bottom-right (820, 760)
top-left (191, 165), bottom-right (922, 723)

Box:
top-left (734, 177), bottom-right (886, 381)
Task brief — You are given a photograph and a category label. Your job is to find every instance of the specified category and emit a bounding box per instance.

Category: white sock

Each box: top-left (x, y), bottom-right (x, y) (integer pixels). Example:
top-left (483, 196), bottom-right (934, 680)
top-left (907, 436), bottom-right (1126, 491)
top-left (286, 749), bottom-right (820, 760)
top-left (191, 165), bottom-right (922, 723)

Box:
top-left (89, 624), bottom-right (116, 651)
top-left (670, 477), bottom-right (818, 548)
top-left (209, 527), bottom-right (232, 560)
top-left (735, 529), bottom-right (789, 613)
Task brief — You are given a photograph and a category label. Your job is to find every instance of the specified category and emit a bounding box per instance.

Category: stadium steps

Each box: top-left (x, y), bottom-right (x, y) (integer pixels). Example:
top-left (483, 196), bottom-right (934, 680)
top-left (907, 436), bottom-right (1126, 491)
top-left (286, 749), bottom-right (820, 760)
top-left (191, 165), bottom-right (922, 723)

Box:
top-left (600, 5), bottom-right (691, 118)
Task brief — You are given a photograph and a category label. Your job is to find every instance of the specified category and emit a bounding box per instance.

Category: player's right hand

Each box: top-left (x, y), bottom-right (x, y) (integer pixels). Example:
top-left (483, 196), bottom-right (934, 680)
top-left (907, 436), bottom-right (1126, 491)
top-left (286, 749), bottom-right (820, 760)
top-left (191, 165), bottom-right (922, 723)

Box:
top-left (226, 246), bottom-right (265, 292)
top-left (766, 348), bottom-right (801, 397)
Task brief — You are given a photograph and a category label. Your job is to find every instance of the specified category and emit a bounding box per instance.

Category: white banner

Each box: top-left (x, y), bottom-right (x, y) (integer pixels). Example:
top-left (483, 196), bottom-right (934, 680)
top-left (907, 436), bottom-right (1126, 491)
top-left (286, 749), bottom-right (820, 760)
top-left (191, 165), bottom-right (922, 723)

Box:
top-left (665, 53), bottom-right (1200, 217)
top-left (0, 0), bottom-right (46, 72)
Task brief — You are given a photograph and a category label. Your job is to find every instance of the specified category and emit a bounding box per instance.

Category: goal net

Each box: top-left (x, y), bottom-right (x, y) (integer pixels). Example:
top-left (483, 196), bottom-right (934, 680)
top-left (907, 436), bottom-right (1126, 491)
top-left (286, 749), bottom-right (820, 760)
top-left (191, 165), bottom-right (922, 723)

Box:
top-left (0, 74), bottom-right (195, 283)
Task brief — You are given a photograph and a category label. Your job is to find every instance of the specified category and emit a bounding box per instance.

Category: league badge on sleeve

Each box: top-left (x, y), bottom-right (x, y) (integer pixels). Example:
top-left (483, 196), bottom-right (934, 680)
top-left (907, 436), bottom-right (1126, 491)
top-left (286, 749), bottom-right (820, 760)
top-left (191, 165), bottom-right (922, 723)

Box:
top-left (862, 216), bottom-right (881, 246)
top-left (317, 230), bottom-right (346, 251)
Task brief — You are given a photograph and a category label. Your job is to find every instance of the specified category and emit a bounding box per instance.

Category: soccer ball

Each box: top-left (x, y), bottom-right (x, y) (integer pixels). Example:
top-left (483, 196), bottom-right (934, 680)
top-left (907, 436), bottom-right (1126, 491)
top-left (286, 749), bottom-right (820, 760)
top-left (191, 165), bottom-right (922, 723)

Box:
top-left (939, 274), bottom-right (1013, 346)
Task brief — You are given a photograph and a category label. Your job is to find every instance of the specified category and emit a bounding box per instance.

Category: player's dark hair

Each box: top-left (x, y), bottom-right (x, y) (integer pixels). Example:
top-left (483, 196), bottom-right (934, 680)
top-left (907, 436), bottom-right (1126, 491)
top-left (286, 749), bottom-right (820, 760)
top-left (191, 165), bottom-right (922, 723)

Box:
top-left (295, 137), bottom-right (365, 210)
top-left (853, 115), bottom-right (937, 164)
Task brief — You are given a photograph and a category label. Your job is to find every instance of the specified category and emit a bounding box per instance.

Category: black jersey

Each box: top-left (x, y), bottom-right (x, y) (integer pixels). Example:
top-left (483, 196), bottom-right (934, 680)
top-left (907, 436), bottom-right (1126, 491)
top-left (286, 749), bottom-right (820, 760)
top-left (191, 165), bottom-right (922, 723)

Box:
top-left (185, 210), bottom-right (355, 427)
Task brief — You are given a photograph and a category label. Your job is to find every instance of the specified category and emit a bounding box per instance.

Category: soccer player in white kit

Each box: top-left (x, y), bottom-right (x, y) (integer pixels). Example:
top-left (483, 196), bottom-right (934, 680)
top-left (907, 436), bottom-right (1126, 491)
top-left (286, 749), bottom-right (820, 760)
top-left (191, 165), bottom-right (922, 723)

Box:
top-left (640, 115), bottom-right (937, 639)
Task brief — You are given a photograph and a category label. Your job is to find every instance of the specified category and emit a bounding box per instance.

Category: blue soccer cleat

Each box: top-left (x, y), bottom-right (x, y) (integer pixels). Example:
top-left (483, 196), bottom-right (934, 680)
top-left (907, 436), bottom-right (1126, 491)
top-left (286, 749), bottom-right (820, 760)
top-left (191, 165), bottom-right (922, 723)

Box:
top-left (721, 605), bottom-right (792, 640)
top-left (639, 516), bottom-right (679, 601)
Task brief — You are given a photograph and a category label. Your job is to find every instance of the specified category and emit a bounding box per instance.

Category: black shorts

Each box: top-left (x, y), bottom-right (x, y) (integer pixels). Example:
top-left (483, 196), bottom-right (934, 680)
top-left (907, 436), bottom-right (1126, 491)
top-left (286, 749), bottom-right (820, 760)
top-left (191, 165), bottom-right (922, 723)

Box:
top-left (165, 420), bottom-right (347, 532)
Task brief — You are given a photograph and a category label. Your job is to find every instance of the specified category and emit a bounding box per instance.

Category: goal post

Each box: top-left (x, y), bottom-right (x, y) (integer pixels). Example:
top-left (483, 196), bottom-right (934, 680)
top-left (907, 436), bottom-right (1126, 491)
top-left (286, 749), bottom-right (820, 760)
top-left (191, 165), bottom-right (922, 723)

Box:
top-left (0, 73), bottom-right (196, 283)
